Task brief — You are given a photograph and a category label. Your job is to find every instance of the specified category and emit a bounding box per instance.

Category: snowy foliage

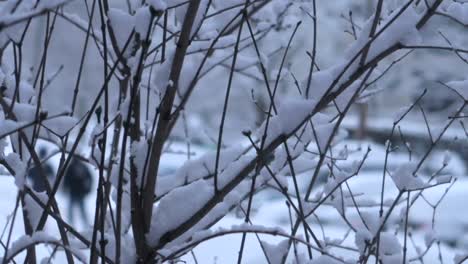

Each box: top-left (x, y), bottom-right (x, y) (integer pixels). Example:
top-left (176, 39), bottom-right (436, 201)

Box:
top-left (0, 0), bottom-right (467, 263)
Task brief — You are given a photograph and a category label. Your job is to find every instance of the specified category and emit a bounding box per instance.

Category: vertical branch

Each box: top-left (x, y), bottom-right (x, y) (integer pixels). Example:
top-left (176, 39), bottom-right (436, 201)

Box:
top-left (305, 0), bottom-right (317, 98)
top-left (402, 191), bottom-right (410, 264)
top-left (88, 0), bottom-right (107, 262)
top-left (141, 0), bottom-right (202, 238)
top-left (214, 4), bottom-right (246, 194)
top-left (20, 194), bottom-right (36, 264)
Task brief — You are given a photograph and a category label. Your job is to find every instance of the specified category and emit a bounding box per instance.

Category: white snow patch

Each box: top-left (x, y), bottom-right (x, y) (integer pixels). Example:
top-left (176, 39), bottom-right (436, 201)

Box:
top-left (148, 179), bottom-right (213, 246)
top-left (5, 152), bottom-right (27, 189)
top-left (390, 162), bottom-right (425, 191)
top-left (107, 8), bottom-right (135, 57)
top-left (149, 0), bottom-right (167, 12)
top-left (135, 6), bottom-right (152, 38)
top-left (262, 239), bottom-right (289, 264)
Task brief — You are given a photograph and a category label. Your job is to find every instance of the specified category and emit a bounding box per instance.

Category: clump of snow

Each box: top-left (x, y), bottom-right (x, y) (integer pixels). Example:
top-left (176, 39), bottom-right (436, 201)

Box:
top-left (356, 211), bottom-right (381, 235)
top-left (5, 231), bottom-right (56, 260)
top-left (129, 139), bottom-right (149, 188)
top-left (149, 0), bottom-right (167, 12)
top-left (5, 152), bottom-right (27, 189)
top-left (0, 138), bottom-right (8, 158)
top-left (107, 8), bottom-right (135, 57)
top-left (378, 232), bottom-right (403, 261)
top-left (217, 154), bottom-right (253, 188)
top-left (345, 5), bottom-right (421, 64)
top-left (161, 172), bottom-right (272, 250)
top-left (330, 191), bottom-right (346, 216)
top-left (0, 119), bottom-right (23, 137)
top-left (390, 162), bottom-right (425, 191)
top-left (262, 239), bottom-right (289, 264)
top-left (447, 2), bottom-right (468, 25)
top-left (305, 68), bottom-right (334, 99)
top-left (148, 179), bottom-right (213, 246)
top-left (323, 170), bottom-right (350, 196)
top-left (313, 122), bottom-right (336, 153)
top-left (135, 6), bottom-right (152, 38)
top-left (278, 153), bottom-right (319, 177)
top-left (156, 145), bottom-right (246, 196)
top-left (152, 48), bottom-right (175, 94)
top-left (355, 228), bottom-right (372, 254)
top-left (254, 98), bottom-right (317, 146)
top-left (5, 100), bottom-right (36, 123)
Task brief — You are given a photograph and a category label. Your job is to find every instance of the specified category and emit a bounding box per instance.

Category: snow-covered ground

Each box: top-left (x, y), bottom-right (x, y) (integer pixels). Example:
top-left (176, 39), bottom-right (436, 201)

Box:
top-left (1, 139), bottom-right (466, 263)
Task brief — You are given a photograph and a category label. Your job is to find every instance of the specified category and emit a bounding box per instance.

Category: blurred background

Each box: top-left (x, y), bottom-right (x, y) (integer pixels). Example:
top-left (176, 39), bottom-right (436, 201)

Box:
top-left (1, 0), bottom-right (467, 263)
top-left (20, 0), bottom-right (466, 171)
top-left (15, 0), bottom-right (468, 145)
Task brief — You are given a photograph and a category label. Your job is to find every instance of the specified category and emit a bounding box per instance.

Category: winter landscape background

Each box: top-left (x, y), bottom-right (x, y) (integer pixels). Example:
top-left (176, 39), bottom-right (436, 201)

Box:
top-left (0, 0), bottom-right (467, 263)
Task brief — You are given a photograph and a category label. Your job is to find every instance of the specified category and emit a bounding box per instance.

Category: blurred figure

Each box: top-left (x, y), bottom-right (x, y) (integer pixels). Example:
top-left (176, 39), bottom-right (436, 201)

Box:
top-left (28, 147), bottom-right (54, 192)
top-left (63, 156), bottom-right (93, 226)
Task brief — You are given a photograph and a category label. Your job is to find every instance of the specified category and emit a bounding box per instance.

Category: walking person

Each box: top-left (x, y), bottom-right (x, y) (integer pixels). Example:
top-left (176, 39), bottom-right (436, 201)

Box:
top-left (63, 156), bottom-right (93, 226)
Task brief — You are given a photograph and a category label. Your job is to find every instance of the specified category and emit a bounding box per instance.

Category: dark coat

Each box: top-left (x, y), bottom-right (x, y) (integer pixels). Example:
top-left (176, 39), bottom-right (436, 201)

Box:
top-left (63, 158), bottom-right (92, 198)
